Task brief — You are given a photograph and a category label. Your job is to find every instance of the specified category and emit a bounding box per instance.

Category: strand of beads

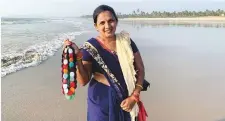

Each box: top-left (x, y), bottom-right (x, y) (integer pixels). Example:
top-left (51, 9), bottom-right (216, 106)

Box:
top-left (61, 44), bottom-right (77, 100)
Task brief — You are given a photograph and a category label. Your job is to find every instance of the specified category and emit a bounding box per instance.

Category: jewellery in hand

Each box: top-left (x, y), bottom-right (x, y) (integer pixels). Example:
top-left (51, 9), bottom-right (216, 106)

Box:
top-left (61, 42), bottom-right (78, 100)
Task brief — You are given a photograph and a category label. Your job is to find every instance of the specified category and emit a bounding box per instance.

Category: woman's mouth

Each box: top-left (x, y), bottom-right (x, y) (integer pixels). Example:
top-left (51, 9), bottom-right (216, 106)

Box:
top-left (105, 29), bottom-right (112, 33)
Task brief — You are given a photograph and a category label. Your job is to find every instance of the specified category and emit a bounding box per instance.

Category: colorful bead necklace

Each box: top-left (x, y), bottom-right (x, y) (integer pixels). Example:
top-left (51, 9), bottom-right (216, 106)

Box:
top-left (61, 43), bottom-right (77, 100)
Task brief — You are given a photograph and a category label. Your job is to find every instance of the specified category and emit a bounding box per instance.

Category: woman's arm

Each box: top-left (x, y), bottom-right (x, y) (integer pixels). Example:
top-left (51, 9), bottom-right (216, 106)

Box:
top-left (120, 51), bottom-right (145, 112)
top-left (133, 51), bottom-right (145, 94)
top-left (129, 39), bottom-right (145, 94)
top-left (76, 60), bottom-right (92, 86)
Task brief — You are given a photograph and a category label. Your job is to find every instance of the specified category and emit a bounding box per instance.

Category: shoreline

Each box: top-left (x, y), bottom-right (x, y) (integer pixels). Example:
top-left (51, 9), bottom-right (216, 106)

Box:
top-left (119, 16), bottom-right (225, 21)
top-left (1, 32), bottom-right (96, 121)
top-left (119, 17), bottom-right (225, 28)
top-left (119, 17), bottom-right (225, 24)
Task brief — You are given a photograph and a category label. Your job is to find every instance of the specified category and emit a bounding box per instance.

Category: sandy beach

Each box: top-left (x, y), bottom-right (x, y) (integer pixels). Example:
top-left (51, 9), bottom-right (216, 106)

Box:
top-left (1, 32), bottom-right (95, 121)
top-left (2, 21), bottom-right (225, 121)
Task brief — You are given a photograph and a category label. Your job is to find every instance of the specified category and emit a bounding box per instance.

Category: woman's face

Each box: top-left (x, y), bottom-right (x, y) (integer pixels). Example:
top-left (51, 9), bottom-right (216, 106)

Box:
top-left (95, 11), bottom-right (117, 38)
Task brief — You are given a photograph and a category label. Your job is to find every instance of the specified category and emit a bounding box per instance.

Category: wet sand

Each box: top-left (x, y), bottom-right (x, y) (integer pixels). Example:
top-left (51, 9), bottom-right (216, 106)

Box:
top-left (2, 23), bottom-right (225, 121)
top-left (120, 17), bottom-right (225, 22)
top-left (119, 17), bottom-right (225, 28)
top-left (120, 24), bottom-right (225, 121)
top-left (1, 32), bottom-right (94, 121)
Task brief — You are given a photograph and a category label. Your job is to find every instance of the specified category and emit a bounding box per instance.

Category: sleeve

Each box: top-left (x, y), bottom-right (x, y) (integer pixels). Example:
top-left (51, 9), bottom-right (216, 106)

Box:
top-left (130, 38), bottom-right (139, 53)
top-left (81, 48), bottom-right (93, 61)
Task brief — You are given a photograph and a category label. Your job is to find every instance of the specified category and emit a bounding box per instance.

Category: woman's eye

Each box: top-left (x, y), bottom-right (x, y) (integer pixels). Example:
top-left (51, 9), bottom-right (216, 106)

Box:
top-left (109, 20), bottom-right (114, 23)
top-left (100, 22), bottom-right (105, 25)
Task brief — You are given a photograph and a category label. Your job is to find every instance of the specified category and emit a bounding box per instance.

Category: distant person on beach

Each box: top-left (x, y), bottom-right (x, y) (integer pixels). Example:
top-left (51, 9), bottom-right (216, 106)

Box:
top-left (63, 4), bottom-right (147, 121)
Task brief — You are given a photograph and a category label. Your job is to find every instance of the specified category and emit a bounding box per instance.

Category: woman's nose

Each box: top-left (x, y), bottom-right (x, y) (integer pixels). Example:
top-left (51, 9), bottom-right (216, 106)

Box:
top-left (105, 22), bottom-right (110, 29)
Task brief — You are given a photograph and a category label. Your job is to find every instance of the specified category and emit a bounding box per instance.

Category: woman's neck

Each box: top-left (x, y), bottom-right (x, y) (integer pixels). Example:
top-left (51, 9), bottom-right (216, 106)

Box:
top-left (99, 35), bottom-right (116, 43)
top-left (97, 34), bottom-right (117, 52)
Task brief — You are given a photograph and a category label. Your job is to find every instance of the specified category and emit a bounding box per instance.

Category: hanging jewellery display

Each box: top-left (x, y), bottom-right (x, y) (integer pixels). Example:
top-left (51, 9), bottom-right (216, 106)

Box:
top-left (61, 40), bottom-right (78, 100)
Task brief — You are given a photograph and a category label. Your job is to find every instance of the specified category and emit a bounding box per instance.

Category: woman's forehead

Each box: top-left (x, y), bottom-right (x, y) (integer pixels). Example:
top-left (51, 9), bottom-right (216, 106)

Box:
top-left (97, 11), bottom-right (115, 21)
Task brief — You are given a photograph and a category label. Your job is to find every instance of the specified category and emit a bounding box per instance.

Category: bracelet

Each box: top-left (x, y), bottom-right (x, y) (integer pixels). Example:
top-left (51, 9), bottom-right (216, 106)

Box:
top-left (131, 95), bottom-right (139, 102)
top-left (135, 84), bottom-right (143, 89)
top-left (76, 51), bottom-right (83, 59)
top-left (133, 91), bottom-right (140, 96)
top-left (131, 93), bottom-right (140, 102)
top-left (76, 57), bottom-right (82, 61)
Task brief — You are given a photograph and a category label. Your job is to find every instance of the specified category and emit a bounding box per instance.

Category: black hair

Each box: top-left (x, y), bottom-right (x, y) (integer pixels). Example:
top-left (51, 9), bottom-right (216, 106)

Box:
top-left (93, 4), bottom-right (118, 24)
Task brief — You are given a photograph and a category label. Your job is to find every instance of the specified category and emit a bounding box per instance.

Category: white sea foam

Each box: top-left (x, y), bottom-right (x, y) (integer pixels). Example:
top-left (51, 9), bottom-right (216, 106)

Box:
top-left (1, 31), bottom-right (86, 77)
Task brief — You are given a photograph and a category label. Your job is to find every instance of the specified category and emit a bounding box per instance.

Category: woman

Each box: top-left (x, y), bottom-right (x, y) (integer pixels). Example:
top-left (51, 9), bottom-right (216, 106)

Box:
top-left (64, 4), bottom-right (147, 121)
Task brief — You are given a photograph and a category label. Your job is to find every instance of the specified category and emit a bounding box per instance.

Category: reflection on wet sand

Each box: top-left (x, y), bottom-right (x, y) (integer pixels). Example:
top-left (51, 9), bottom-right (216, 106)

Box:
top-left (217, 118), bottom-right (225, 121)
top-left (121, 20), bottom-right (225, 29)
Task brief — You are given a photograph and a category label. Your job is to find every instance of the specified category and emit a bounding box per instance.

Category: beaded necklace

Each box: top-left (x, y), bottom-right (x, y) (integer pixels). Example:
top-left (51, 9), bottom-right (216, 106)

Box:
top-left (61, 43), bottom-right (77, 100)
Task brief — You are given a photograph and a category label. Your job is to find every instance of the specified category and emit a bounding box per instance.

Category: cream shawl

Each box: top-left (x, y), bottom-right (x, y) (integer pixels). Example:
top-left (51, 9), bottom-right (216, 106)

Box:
top-left (116, 31), bottom-right (138, 121)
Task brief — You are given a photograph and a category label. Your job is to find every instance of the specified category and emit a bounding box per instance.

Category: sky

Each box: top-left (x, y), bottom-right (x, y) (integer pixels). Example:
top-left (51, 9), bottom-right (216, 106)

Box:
top-left (1, 0), bottom-right (225, 17)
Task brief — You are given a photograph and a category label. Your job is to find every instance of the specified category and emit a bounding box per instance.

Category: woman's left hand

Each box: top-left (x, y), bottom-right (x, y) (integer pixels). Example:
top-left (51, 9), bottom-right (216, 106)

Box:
top-left (120, 96), bottom-right (136, 112)
top-left (63, 39), bottom-right (80, 54)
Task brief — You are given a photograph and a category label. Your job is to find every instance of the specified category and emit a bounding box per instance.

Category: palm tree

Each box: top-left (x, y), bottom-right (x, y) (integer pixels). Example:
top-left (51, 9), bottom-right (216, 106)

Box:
top-left (137, 9), bottom-right (140, 14)
top-left (82, 9), bottom-right (225, 18)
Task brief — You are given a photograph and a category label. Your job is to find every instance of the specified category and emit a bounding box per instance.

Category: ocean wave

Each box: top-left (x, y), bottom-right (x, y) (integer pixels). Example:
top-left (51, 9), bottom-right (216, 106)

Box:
top-left (1, 31), bottom-right (86, 77)
top-left (1, 18), bottom-right (50, 25)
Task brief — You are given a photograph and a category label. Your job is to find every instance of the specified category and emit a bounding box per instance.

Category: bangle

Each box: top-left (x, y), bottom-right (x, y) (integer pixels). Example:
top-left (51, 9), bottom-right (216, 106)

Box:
top-left (131, 95), bottom-right (138, 102)
top-left (76, 51), bottom-right (83, 59)
top-left (131, 93), bottom-right (140, 102)
top-left (135, 84), bottom-right (143, 89)
top-left (76, 57), bottom-right (82, 61)
top-left (133, 91), bottom-right (140, 96)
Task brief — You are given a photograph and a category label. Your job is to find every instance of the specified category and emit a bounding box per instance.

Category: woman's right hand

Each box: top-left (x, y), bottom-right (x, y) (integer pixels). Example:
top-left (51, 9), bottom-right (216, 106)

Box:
top-left (120, 96), bottom-right (137, 112)
top-left (63, 39), bottom-right (80, 54)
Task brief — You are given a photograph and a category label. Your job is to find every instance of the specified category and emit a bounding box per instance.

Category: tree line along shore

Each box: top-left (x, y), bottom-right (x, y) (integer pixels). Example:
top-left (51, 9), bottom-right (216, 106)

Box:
top-left (81, 9), bottom-right (225, 18)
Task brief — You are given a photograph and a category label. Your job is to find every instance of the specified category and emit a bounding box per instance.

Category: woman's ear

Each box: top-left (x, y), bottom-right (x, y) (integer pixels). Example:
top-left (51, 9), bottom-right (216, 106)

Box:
top-left (94, 23), bottom-right (98, 31)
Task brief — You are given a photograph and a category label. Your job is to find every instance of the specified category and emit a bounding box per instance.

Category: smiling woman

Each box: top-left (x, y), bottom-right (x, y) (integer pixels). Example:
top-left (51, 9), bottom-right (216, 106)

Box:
top-left (63, 4), bottom-right (147, 121)
top-left (93, 6), bottom-right (118, 39)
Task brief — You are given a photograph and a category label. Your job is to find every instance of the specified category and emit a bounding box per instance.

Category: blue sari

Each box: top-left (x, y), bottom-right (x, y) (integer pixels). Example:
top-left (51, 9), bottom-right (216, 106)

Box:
top-left (81, 38), bottom-right (139, 121)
